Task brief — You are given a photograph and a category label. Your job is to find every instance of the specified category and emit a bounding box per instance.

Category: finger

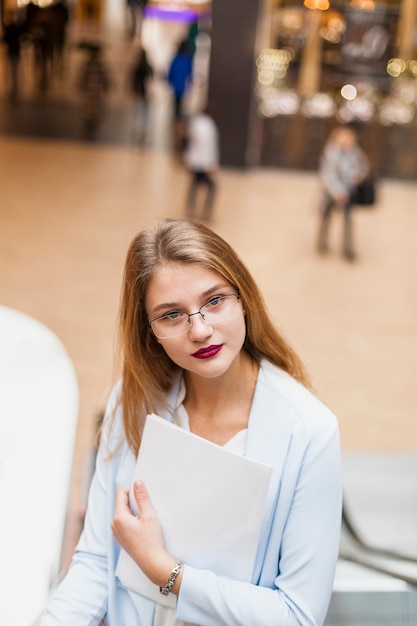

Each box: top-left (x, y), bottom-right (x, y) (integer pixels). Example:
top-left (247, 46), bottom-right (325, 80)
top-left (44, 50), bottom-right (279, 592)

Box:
top-left (111, 488), bottom-right (131, 536)
top-left (114, 488), bottom-right (130, 513)
top-left (133, 480), bottom-right (153, 516)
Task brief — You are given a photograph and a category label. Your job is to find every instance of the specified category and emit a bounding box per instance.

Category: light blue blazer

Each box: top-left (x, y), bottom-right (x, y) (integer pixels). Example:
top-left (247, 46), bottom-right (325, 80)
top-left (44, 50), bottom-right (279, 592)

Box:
top-left (40, 360), bottom-right (342, 626)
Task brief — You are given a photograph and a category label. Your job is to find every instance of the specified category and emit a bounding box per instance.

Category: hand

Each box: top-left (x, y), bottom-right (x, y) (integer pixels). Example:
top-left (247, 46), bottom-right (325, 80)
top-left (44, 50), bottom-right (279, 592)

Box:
top-left (111, 481), bottom-right (176, 587)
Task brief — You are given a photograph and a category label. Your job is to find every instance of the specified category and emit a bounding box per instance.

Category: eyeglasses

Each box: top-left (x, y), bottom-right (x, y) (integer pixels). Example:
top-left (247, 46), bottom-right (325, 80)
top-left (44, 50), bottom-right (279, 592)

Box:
top-left (149, 293), bottom-right (241, 339)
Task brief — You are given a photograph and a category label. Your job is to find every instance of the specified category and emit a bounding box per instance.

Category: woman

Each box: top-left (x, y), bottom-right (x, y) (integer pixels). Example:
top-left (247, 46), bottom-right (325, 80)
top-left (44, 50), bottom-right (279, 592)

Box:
top-left (40, 219), bottom-right (342, 625)
top-left (317, 126), bottom-right (370, 261)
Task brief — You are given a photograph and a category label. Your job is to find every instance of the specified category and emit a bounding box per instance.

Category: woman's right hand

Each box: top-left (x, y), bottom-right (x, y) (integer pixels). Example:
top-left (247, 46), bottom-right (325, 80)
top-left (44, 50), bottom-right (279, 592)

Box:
top-left (111, 481), bottom-right (183, 592)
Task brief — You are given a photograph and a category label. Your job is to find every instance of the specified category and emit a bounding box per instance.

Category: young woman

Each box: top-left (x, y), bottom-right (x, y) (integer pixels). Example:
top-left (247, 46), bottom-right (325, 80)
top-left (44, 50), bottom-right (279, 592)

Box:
top-left (40, 219), bottom-right (342, 626)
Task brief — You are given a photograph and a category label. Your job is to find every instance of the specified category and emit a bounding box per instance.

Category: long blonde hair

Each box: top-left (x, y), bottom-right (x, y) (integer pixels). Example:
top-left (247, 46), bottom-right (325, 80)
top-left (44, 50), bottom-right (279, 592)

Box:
top-left (116, 219), bottom-right (309, 455)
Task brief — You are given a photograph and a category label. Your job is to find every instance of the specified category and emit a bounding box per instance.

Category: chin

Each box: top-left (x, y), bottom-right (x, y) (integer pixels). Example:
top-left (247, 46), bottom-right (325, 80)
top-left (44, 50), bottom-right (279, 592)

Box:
top-left (192, 356), bottom-right (238, 379)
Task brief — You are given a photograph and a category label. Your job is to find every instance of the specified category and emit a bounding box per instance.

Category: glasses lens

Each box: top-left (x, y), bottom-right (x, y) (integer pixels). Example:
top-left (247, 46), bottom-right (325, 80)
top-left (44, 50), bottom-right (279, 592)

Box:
top-left (200, 294), bottom-right (238, 325)
top-left (152, 313), bottom-right (189, 339)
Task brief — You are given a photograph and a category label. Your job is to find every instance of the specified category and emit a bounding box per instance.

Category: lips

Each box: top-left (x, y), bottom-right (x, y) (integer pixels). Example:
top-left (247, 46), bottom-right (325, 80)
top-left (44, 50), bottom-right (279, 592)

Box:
top-left (192, 344), bottom-right (223, 359)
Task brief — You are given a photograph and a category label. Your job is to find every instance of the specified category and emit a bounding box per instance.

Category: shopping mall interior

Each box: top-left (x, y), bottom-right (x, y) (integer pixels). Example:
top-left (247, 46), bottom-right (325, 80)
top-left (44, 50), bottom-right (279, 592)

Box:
top-left (0, 0), bottom-right (416, 624)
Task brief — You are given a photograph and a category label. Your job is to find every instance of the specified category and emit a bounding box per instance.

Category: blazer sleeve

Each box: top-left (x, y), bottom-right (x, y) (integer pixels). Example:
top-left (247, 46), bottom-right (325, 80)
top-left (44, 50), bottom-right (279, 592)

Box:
top-left (38, 386), bottom-right (122, 625)
top-left (175, 416), bottom-right (342, 626)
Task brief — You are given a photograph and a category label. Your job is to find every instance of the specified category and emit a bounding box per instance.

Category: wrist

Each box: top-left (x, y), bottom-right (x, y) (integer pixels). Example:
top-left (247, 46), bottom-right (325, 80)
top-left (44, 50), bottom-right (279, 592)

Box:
top-left (159, 559), bottom-right (183, 596)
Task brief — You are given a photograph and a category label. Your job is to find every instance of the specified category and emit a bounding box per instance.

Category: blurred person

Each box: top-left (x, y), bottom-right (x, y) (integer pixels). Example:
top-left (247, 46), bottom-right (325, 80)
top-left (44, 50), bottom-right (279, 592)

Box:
top-left (185, 20), bottom-right (199, 58)
top-left (25, 1), bottom-right (56, 95)
top-left (317, 125), bottom-right (370, 262)
top-left (125, 0), bottom-right (147, 38)
top-left (130, 46), bottom-right (153, 144)
top-left (39, 218), bottom-right (342, 626)
top-left (183, 105), bottom-right (219, 222)
top-left (77, 43), bottom-right (111, 139)
top-left (167, 39), bottom-right (193, 123)
top-left (2, 9), bottom-right (26, 102)
top-left (50, 0), bottom-right (70, 74)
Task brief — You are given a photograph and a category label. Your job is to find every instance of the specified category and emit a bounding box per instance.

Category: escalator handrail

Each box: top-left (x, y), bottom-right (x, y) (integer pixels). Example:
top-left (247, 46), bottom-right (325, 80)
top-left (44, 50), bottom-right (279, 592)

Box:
top-left (339, 551), bottom-right (417, 588)
top-left (342, 500), bottom-right (417, 565)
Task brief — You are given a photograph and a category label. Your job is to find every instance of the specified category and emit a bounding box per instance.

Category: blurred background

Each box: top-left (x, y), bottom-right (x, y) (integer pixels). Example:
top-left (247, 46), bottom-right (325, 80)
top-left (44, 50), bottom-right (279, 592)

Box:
top-left (0, 0), bottom-right (416, 624)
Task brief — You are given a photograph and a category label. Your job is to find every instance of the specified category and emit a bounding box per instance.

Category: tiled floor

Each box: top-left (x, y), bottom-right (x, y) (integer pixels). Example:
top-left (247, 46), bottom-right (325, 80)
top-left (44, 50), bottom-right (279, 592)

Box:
top-left (1, 11), bottom-right (417, 575)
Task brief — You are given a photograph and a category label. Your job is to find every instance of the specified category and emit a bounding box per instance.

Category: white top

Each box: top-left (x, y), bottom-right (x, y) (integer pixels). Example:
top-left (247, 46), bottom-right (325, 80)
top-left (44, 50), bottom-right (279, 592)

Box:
top-left (183, 113), bottom-right (219, 172)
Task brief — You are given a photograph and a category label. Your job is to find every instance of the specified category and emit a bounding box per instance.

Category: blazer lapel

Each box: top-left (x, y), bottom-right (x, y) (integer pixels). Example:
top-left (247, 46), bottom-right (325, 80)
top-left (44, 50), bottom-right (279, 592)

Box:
top-left (246, 364), bottom-right (297, 583)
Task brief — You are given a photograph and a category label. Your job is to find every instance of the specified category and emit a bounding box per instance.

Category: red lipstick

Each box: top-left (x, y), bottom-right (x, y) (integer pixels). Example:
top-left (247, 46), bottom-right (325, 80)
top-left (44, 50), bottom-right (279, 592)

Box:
top-left (192, 344), bottom-right (222, 359)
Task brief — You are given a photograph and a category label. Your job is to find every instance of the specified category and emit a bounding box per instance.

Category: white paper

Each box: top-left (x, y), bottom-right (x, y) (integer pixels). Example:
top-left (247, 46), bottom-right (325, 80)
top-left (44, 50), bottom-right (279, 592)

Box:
top-left (116, 414), bottom-right (273, 607)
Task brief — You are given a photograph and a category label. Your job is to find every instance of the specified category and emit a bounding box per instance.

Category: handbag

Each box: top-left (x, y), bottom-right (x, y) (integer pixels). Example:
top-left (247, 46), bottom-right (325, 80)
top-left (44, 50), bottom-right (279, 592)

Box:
top-left (354, 177), bottom-right (376, 207)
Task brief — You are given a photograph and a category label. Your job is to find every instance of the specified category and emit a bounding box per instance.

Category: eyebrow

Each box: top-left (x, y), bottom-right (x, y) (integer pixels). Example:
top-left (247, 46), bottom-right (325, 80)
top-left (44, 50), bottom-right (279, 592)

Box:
top-left (150, 282), bottom-right (232, 316)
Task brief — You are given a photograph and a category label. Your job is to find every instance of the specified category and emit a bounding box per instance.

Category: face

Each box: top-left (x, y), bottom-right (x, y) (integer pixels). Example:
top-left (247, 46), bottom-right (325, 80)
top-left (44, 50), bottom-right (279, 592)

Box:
top-left (337, 129), bottom-right (356, 150)
top-left (145, 263), bottom-right (246, 380)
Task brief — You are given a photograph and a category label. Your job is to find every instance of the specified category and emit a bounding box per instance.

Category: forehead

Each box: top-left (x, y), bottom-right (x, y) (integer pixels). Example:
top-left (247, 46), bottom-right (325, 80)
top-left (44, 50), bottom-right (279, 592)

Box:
top-left (146, 263), bottom-right (228, 308)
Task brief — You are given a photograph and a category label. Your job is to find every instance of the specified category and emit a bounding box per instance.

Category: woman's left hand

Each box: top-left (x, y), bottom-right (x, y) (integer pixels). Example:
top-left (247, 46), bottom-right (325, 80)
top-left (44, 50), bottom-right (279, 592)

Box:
top-left (112, 480), bottom-right (175, 586)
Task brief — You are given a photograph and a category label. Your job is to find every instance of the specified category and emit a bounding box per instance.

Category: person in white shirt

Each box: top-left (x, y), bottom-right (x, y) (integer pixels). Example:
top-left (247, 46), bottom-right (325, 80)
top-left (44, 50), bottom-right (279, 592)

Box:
top-left (183, 106), bottom-right (220, 222)
top-left (39, 218), bottom-right (342, 626)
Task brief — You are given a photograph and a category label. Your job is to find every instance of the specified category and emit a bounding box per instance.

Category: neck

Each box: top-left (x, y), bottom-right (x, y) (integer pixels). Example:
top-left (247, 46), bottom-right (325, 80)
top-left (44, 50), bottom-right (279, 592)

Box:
top-left (183, 353), bottom-right (259, 444)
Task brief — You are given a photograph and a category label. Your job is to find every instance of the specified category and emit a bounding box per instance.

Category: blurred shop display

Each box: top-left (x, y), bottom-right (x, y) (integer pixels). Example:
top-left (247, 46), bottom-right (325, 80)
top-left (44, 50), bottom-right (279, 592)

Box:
top-left (256, 1), bottom-right (417, 178)
top-left (256, 2), bottom-right (413, 127)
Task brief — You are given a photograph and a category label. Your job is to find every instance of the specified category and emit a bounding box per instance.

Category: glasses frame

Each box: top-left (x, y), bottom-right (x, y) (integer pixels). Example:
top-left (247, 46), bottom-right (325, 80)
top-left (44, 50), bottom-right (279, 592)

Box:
top-left (149, 293), bottom-right (241, 339)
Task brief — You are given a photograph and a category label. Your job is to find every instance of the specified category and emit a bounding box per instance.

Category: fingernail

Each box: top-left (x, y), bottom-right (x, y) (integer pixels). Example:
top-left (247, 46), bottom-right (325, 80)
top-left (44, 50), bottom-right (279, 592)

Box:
top-left (134, 480), bottom-right (145, 492)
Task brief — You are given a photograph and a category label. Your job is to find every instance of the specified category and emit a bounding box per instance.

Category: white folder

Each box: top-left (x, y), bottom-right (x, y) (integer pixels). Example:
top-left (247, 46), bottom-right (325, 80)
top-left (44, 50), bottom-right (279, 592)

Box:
top-left (116, 413), bottom-right (273, 607)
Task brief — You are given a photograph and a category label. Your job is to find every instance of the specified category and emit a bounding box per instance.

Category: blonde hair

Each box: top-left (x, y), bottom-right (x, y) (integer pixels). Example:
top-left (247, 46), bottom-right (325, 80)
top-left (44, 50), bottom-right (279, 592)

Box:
top-left (115, 219), bottom-right (309, 455)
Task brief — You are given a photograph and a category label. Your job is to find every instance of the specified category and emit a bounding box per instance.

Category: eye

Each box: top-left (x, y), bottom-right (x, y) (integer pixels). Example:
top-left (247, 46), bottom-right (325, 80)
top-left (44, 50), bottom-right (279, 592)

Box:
top-left (163, 311), bottom-right (184, 321)
top-left (205, 296), bottom-right (224, 308)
